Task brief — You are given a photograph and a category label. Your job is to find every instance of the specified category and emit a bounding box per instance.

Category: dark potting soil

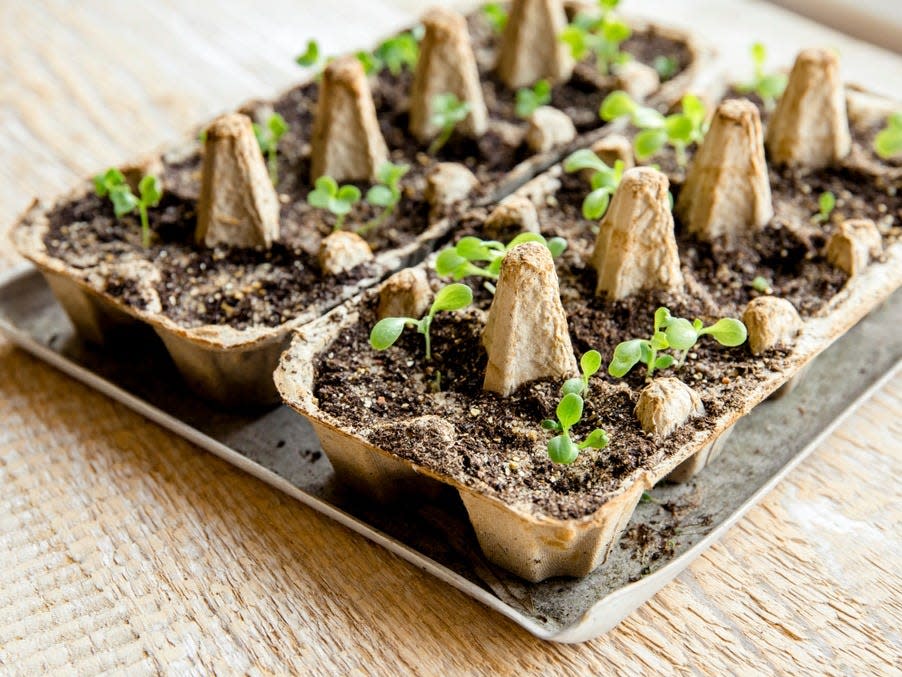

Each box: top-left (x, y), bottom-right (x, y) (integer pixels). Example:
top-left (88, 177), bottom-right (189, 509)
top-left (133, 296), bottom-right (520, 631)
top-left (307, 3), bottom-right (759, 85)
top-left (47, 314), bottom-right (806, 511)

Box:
top-left (42, 148), bottom-right (443, 330)
top-left (312, 109), bottom-right (900, 520)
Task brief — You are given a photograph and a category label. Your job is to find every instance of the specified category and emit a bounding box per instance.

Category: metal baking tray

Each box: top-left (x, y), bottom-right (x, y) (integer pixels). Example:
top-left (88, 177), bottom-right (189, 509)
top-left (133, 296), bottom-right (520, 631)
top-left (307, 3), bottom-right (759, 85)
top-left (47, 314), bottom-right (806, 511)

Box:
top-left (1, 263), bottom-right (898, 643)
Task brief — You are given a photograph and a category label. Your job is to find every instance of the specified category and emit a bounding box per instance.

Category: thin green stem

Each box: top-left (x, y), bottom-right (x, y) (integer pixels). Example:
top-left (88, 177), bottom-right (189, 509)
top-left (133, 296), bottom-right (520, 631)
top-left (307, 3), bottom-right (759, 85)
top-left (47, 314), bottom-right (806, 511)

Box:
top-left (139, 204), bottom-right (150, 248)
top-left (268, 149), bottom-right (279, 185)
top-left (428, 125), bottom-right (454, 155)
top-left (358, 202), bottom-right (395, 235)
top-left (334, 213), bottom-right (345, 231)
top-left (420, 315), bottom-right (433, 361)
top-left (646, 343), bottom-right (657, 380)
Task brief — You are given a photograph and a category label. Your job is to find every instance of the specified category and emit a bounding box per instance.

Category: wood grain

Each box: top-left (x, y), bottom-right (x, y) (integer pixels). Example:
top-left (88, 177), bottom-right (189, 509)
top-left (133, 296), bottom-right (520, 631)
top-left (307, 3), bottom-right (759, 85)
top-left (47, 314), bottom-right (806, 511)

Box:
top-left (0, 1), bottom-right (900, 673)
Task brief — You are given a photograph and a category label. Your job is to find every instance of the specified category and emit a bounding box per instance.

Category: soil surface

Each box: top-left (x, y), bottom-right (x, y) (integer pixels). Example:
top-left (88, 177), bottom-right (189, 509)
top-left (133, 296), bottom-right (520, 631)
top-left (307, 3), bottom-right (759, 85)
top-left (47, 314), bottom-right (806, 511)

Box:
top-left (312, 92), bottom-right (900, 520)
top-left (38, 8), bottom-right (694, 332)
top-left (38, 7), bottom-right (689, 329)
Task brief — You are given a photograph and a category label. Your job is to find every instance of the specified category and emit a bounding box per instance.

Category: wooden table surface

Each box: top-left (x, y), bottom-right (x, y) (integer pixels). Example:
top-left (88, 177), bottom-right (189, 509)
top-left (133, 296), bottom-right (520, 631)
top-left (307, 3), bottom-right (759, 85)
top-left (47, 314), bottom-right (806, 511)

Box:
top-left (1, 0), bottom-right (900, 673)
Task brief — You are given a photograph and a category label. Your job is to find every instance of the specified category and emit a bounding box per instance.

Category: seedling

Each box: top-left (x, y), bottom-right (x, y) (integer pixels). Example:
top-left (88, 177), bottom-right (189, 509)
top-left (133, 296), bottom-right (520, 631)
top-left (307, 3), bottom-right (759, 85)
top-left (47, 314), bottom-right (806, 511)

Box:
top-left (608, 307), bottom-right (747, 380)
top-left (373, 32), bottom-right (420, 76)
top-left (435, 233), bottom-right (567, 290)
top-left (562, 350), bottom-right (603, 397)
top-left (559, 0), bottom-right (632, 75)
top-left (360, 161), bottom-right (410, 233)
top-left (751, 276), bottom-right (773, 295)
top-left (93, 168), bottom-right (162, 248)
top-left (296, 39), bottom-right (320, 67)
top-left (541, 390), bottom-right (609, 464)
top-left (562, 148), bottom-right (625, 220)
top-left (307, 176), bottom-right (362, 231)
top-left (483, 3), bottom-right (508, 34)
top-left (428, 93), bottom-right (471, 154)
top-left (812, 191), bottom-right (836, 223)
top-left (735, 42), bottom-right (787, 112)
top-left (370, 283), bottom-right (473, 361)
top-left (253, 113), bottom-right (288, 185)
top-left (874, 112), bottom-right (902, 160)
top-left (600, 91), bottom-right (708, 165)
top-left (653, 55), bottom-right (678, 80)
top-left (515, 79), bottom-right (552, 119)
top-left (356, 51), bottom-right (381, 75)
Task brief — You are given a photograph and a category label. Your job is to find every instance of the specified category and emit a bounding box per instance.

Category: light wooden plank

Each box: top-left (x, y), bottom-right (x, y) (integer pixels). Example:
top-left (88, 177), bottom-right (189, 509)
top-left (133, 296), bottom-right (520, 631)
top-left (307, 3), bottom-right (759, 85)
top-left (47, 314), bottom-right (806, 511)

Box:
top-left (0, 1), bottom-right (899, 672)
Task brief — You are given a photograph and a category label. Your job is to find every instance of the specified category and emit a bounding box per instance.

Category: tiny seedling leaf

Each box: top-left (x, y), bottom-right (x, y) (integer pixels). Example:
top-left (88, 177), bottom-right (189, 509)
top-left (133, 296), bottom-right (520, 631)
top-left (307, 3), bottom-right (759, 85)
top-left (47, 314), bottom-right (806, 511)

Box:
top-left (664, 114), bottom-right (695, 143)
top-left (556, 393), bottom-right (584, 430)
top-left (109, 187), bottom-right (139, 217)
top-left (541, 419), bottom-right (562, 431)
top-left (582, 188), bottom-right (611, 220)
top-left (701, 318), bottom-right (748, 346)
top-left (650, 331), bottom-right (669, 351)
top-left (515, 79), bottom-right (552, 118)
top-left (654, 307), bottom-right (672, 331)
top-left (365, 185), bottom-right (395, 207)
top-left (599, 90), bottom-right (636, 120)
top-left (337, 185), bottom-right (362, 204)
top-left (296, 39), bottom-right (320, 67)
top-left (634, 128), bottom-right (668, 159)
top-left (370, 317), bottom-right (409, 350)
top-left (608, 339), bottom-right (644, 377)
top-left (563, 148), bottom-right (609, 174)
top-left (561, 378), bottom-right (585, 396)
top-left (546, 237), bottom-right (568, 258)
top-left (580, 350), bottom-right (602, 378)
top-left (579, 428), bottom-right (610, 450)
top-left (654, 354), bottom-right (675, 370)
top-left (547, 434), bottom-right (579, 464)
top-left (632, 106), bottom-right (666, 129)
top-left (138, 175), bottom-right (162, 206)
top-left (435, 248), bottom-right (469, 278)
top-left (483, 2), bottom-right (508, 34)
top-left (505, 232), bottom-right (545, 249)
top-left (664, 318), bottom-right (698, 351)
top-left (874, 112), bottom-right (902, 159)
top-left (430, 283), bottom-right (473, 313)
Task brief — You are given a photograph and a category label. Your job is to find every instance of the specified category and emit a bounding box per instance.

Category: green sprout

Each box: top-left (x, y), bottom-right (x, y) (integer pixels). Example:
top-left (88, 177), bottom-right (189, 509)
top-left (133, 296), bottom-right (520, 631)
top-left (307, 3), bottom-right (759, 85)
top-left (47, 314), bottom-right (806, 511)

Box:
top-left (563, 149), bottom-right (625, 220)
top-left (874, 112), bottom-right (902, 160)
top-left (751, 276), bottom-right (773, 295)
top-left (253, 113), bottom-right (288, 185)
top-left (93, 168), bottom-right (162, 248)
top-left (356, 51), bottom-right (381, 75)
top-left (562, 350), bottom-right (603, 397)
top-left (812, 191), bottom-right (836, 224)
top-left (374, 32), bottom-right (420, 76)
top-left (428, 93), bottom-right (472, 155)
top-left (357, 32), bottom-right (419, 76)
top-left (600, 91), bottom-right (708, 165)
top-left (435, 233), bottom-right (567, 292)
top-left (370, 283), bottom-right (473, 361)
top-left (483, 3), bottom-right (508, 34)
top-left (558, 0), bottom-right (631, 75)
top-left (735, 43), bottom-right (787, 112)
top-left (653, 55), bottom-right (678, 80)
top-left (360, 161), bottom-right (411, 234)
top-left (515, 79), bottom-right (552, 119)
top-left (296, 39), bottom-right (320, 67)
top-left (541, 350), bottom-right (610, 465)
top-left (307, 176), bottom-right (362, 231)
top-left (608, 307), bottom-right (747, 380)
